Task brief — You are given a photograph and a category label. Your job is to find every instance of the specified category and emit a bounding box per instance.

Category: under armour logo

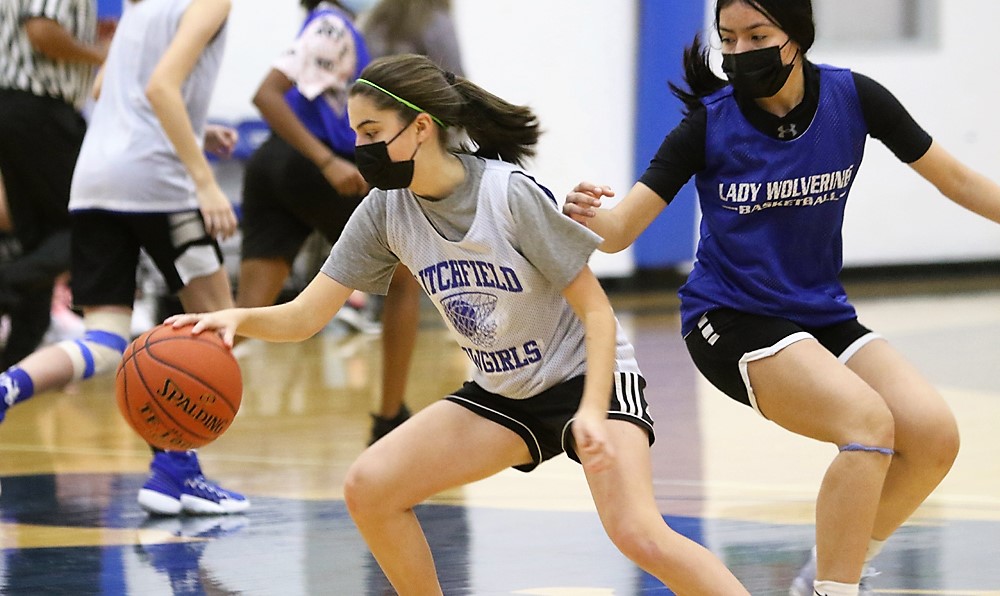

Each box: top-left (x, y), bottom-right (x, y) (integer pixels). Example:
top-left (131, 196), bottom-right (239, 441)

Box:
top-left (777, 123), bottom-right (799, 139)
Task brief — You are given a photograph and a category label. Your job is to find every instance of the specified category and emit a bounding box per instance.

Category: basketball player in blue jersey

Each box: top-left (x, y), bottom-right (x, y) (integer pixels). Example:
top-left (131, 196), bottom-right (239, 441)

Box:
top-left (0, 0), bottom-right (248, 516)
top-left (564, 1), bottom-right (1000, 595)
top-left (236, 0), bottom-right (422, 446)
top-left (168, 54), bottom-right (750, 595)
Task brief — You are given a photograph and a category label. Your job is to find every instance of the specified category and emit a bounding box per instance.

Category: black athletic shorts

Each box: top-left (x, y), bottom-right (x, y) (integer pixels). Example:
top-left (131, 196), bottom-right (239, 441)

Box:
top-left (684, 308), bottom-right (879, 416)
top-left (445, 372), bottom-right (655, 472)
top-left (240, 134), bottom-right (363, 265)
top-left (70, 209), bottom-right (223, 307)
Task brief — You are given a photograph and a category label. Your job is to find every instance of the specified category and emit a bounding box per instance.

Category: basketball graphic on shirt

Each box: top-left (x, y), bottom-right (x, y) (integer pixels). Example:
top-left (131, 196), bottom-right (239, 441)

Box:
top-left (441, 292), bottom-right (498, 348)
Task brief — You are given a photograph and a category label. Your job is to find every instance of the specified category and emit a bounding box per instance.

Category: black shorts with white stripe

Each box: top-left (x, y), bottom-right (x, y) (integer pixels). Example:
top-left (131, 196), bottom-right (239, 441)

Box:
top-left (70, 209), bottom-right (224, 307)
top-left (445, 372), bottom-right (654, 473)
top-left (684, 308), bottom-right (877, 414)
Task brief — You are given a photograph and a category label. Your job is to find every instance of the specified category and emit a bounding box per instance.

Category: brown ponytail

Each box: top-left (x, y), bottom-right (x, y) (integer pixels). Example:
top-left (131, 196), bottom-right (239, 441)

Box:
top-left (350, 54), bottom-right (540, 166)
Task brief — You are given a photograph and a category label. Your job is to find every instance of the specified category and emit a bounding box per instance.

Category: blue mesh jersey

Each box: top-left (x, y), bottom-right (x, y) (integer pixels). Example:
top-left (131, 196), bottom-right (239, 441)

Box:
top-left (282, 5), bottom-right (369, 158)
top-left (679, 65), bottom-right (868, 336)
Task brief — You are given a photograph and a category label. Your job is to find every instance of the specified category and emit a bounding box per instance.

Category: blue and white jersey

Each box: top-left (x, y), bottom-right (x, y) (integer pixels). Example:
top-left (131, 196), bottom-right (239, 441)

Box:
top-left (273, 2), bottom-right (369, 158)
top-left (383, 159), bottom-right (641, 399)
top-left (679, 65), bottom-right (868, 335)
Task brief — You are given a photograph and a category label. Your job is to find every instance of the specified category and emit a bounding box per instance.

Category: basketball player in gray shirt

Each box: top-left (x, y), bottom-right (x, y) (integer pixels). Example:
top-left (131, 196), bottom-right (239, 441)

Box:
top-left (169, 54), bottom-right (750, 595)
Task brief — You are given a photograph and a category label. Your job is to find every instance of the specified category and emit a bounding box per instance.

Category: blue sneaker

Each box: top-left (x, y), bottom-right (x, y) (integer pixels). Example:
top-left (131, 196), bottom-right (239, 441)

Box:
top-left (789, 548), bottom-right (878, 596)
top-left (137, 451), bottom-right (250, 516)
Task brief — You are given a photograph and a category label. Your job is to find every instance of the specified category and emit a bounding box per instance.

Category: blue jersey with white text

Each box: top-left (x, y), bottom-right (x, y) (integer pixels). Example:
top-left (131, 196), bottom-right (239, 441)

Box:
top-left (679, 65), bottom-right (868, 335)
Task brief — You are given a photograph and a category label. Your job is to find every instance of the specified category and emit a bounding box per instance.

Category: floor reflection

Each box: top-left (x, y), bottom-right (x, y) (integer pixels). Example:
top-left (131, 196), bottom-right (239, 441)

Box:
top-left (2, 470), bottom-right (1000, 594)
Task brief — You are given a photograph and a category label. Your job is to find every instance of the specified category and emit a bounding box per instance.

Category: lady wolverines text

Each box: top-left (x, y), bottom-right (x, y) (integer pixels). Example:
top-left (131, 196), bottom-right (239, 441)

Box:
top-left (718, 165), bottom-right (855, 214)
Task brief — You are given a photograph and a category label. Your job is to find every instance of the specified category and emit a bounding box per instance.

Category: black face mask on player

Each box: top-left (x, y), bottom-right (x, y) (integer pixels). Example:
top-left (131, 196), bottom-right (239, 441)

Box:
top-left (721, 39), bottom-right (798, 98)
top-left (354, 119), bottom-right (420, 190)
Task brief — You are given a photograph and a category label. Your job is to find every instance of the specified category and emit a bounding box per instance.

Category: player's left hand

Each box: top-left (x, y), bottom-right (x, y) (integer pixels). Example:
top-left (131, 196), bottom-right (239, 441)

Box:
top-left (204, 124), bottom-right (238, 159)
top-left (572, 408), bottom-right (614, 473)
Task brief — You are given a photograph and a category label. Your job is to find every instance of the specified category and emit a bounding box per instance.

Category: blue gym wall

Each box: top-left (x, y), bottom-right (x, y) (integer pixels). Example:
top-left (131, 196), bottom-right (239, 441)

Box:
top-left (632, 0), bottom-right (704, 269)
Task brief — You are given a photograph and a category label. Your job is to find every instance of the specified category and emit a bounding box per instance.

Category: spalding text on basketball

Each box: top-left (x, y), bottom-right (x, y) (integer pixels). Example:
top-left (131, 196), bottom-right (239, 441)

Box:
top-left (157, 378), bottom-right (231, 435)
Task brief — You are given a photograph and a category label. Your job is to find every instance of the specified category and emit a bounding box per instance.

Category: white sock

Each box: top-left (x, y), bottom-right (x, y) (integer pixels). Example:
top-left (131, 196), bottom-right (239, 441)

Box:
top-left (813, 580), bottom-right (859, 596)
top-left (865, 538), bottom-right (886, 563)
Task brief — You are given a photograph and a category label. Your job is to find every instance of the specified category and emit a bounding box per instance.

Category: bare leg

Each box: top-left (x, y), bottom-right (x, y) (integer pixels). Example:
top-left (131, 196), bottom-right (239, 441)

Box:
top-left (10, 305), bottom-right (132, 393)
top-left (235, 257), bottom-right (290, 310)
top-left (377, 266), bottom-right (420, 418)
top-left (845, 339), bottom-right (960, 539)
top-left (344, 400), bottom-right (531, 595)
top-left (177, 268), bottom-right (234, 312)
top-left (584, 420), bottom-right (749, 595)
top-left (749, 339), bottom-right (894, 584)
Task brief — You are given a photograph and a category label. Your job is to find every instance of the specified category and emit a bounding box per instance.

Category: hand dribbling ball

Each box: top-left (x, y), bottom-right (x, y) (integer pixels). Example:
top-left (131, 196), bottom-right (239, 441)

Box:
top-left (116, 324), bottom-right (242, 450)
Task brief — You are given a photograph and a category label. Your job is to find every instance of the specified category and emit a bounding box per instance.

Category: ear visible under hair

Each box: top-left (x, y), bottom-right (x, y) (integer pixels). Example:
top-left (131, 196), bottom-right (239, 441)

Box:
top-left (415, 112), bottom-right (433, 134)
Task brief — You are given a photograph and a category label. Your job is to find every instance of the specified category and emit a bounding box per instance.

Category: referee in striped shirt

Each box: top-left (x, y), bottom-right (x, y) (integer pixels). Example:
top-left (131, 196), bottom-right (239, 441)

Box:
top-left (0, 0), bottom-right (105, 367)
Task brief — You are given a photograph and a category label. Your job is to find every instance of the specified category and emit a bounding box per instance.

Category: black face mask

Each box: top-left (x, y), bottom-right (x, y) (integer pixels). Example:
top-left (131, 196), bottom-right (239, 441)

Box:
top-left (721, 41), bottom-right (797, 98)
top-left (355, 120), bottom-right (419, 190)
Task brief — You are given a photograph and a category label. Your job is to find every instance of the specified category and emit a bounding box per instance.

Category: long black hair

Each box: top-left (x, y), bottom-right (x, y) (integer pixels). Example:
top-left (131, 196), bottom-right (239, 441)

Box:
top-left (670, 0), bottom-right (815, 113)
top-left (349, 54), bottom-right (540, 166)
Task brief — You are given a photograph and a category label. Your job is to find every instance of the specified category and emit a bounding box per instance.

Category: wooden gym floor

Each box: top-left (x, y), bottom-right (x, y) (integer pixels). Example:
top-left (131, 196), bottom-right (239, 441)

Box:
top-left (0, 273), bottom-right (998, 595)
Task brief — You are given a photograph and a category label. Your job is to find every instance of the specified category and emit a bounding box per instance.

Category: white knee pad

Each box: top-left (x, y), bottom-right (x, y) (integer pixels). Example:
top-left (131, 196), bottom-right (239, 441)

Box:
top-left (56, 311), bottom-right (132, 381)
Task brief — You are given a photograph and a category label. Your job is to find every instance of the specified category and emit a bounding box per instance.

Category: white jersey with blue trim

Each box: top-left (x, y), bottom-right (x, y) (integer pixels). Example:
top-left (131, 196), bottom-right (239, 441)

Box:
top-left (383, 159), bottom-right (640, 399)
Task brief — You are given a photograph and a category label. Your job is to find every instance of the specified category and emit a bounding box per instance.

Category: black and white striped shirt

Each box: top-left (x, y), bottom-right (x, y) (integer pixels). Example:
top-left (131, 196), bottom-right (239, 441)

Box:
top-left (0, 0), bottom-right (97, 108)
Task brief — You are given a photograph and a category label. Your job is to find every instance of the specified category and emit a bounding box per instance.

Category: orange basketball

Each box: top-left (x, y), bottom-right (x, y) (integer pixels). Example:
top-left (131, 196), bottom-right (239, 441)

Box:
top-left (115, 324), bottom-right (242, 450)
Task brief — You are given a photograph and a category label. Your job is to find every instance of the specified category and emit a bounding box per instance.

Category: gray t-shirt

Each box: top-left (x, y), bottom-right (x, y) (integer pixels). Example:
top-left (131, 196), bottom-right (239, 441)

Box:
top-left (322, 154), bottom-right (640, 398)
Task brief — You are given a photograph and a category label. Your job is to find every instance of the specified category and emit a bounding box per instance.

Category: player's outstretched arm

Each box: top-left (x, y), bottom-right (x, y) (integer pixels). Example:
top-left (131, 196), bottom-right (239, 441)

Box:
top-left (909, 141), bottom-right (1000, 225)
top-left (563, 182), bottom-right (667, 253)
top-left (562, 265), bottom-right (617, 473)
top-left (169, 273), bottom-right (352, 346)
